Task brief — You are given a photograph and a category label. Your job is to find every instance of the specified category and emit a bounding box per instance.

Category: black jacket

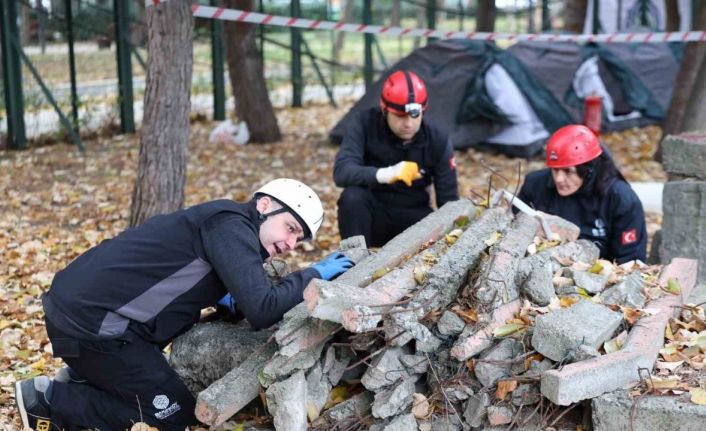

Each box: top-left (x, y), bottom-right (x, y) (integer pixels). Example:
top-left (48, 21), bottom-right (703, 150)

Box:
top-left (43, 200), bottom-right (318, 344)
top-left (518, 169), bottom-right (647, 264)
top-left (333, 107), bottom-right (459, 208)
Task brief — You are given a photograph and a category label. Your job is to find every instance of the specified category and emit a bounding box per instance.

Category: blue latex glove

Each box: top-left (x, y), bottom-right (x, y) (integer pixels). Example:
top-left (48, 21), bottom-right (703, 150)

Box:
top-left (217, 293), bottom-right (237, 314)
top-left (311, 252), bottom-right (355, 281)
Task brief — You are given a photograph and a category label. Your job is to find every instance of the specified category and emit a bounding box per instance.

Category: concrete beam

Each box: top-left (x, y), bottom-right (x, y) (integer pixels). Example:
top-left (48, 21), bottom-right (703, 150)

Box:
top-left (195, 340), bottom-right (277, 426)
top-left (541, 258), bottom-right (698, 405)
top-left (450, 299), bottom-right (522, 361)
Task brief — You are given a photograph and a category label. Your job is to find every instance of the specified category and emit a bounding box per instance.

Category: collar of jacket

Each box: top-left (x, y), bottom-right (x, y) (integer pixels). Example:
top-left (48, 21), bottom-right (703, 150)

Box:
top-left (246, 199), bottom-right (272, 260)
top-left (376, 107), bottom-right (427, 150)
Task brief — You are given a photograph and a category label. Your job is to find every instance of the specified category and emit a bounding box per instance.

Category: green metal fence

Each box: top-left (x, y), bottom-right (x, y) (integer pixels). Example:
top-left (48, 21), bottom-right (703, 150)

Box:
top-left (1, 0), bottom-right (560, 151)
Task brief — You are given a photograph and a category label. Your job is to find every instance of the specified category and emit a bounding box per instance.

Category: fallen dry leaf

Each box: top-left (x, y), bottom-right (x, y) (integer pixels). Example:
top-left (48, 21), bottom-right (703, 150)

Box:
top-left (496, 379), bottom-right (518, 400)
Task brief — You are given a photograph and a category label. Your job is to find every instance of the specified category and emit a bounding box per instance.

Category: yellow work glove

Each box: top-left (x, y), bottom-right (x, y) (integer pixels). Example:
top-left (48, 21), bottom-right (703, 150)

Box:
top-left (375, 161), bottom-right (422, 186)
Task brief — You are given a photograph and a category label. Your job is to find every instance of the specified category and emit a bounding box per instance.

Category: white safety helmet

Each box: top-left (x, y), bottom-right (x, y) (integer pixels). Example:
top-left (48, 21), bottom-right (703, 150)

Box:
top-left (254, 178), bottom-right (324, 240)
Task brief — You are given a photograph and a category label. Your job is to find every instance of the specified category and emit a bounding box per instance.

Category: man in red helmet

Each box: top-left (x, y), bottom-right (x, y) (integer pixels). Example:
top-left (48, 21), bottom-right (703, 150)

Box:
top-left (333, 70), bottom-right (459, 247)
top-left (517, 124), bottom-right (647, 264)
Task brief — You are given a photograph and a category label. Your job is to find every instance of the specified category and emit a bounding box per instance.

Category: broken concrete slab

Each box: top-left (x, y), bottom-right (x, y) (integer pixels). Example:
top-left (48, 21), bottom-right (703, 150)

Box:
top-left (475, 338), bottom-right (525, 387)
top-left (531, 299), bottom-right (622, 361)
top-left (306, 361), bottom-right (332, 421)
top-left (195, 340), bottom-right (277, 426)
top-left (388, 208), bottom-right (514, 346)
top-left (320, 391), bottom-right (373, 424)
top-left (437, 310), bottom-right (466, 336)
top-left (383, 413), bottom-right (417, 431)
top-left (372, 378), bottom-right (417, 419)
top-left (272, 200), bottom-right (475, 360)
top-left (399, 354), bottom-right (428, 375)
top-left (170, 320), bottom-right (273, 394)
top-left (567, 268), bottom-right (609, 294)
top-left (310, 239), bottom-right (448, 328)
top-left (571, 344), bottom-right (601, 362)
top-left (487, 405), bottom-right (514, 426)
top-left (533, 240), bottom-right (600, 272)
top-left (517, 256), bottom-right (556, 306)
top-left (512, 384), bottom-right (540, 406)
top-left (322, 345), bottom-right (350, 386)
top-left (541, 258), bottom-right (698, 405)
top-left (388, 310), bottom-right (442, 352)
top-left (592, 389), bottom-right (706, 431)
top-left (273, 296), bottom-right (341, 357)
top-left (451, 299), bottom-right (522, 361)
top-left (475, 213), bottom-right (540, 310)
top-left (600, 272), bottom-right (646, 308)
top-left (661, 131), bottom-right (706, 180)
top-left (660, 181), bottom-right (706, 283)
top-left (538, 212), bottom-right (581, 242)
top-left (419, 413), bottom-right (464, 431)
top-left (265, 370), bottom-right (308, 431)
top-left (463, 392), bottom-right (490, 428)
top-left (362, 346), bottom-right (413, 391)
top-left (260, 337), bottom-right (328, 387)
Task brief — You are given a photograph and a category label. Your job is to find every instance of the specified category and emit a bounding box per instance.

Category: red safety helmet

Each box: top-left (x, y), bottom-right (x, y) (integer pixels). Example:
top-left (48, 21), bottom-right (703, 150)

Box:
top-left (546, 125), bottom-right (603, 168)
top-left (379, 70), bottom-right (428, 118)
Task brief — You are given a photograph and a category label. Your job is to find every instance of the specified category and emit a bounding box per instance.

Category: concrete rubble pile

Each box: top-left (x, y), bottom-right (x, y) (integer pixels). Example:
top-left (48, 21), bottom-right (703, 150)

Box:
top-left (170, 198), bottom-right (701, 430)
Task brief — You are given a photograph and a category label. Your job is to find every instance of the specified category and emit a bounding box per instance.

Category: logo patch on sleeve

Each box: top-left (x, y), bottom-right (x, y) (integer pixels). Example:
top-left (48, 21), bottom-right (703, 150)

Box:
top-left (449, 156), bottom-right (457, 170)
top-left (621, 228), bottom-right (637, 245)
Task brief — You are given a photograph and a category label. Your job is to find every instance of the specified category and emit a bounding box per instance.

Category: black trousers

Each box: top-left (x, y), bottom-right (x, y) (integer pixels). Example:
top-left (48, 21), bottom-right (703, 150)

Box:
top-left (337, 186), bottom-right (433, 247)
top-left (45, 318), bottom-right (198, 431)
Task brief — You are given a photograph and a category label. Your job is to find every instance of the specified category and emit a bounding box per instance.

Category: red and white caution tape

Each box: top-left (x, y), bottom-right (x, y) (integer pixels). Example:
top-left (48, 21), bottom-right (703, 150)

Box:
top-left (147, 1), bottom-right (706, 43)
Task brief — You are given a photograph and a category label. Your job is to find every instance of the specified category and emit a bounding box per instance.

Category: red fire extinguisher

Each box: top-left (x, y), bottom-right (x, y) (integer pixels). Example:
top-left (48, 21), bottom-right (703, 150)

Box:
top-left (583, 94), bottom-right (602, 137)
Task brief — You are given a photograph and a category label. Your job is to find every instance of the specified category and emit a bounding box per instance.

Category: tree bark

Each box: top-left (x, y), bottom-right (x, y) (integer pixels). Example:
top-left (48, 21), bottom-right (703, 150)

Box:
top-left (333, 0), bottom-right (355, 62)
top-left (563, 0), bottom-right (587, 33)
top-left (476, 0), bottom-right (496, 32)
top-left (223, 0), bottom-right (281, 143)
top-left (390, 0), bottom-right (401, 27)
top-left (665, 0), bottom-right (680, 31)
top-left (659, 0), bottom-right (706, 160)
top-left (129, 0), bottom-right (193, 227)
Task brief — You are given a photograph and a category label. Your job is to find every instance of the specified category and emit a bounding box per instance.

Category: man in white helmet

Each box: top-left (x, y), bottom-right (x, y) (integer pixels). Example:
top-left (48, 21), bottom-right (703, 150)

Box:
top-left (15, 179), bottom-right (354, 431)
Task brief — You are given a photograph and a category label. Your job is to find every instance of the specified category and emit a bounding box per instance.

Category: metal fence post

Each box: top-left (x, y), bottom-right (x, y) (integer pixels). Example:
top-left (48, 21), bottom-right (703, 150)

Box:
top-left (291, 0), bottom-right (303, 107)
top-left (0, 0), bottom-right (27, 149)
top-left (114, 0), bottom-right (135, 133)
top-left (65, 0), bottom-right (79, 131)
top-left (363, 0), bottom-right (373, 90)
top-left (210, 0), bottom-right (225, 121)
top-left (426, 0), bottom-right (437, 43)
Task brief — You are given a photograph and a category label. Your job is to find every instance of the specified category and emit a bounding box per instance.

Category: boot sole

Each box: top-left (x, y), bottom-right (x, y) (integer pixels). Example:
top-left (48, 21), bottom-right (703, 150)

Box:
top-left (14, 380), bottom-right (30, 429)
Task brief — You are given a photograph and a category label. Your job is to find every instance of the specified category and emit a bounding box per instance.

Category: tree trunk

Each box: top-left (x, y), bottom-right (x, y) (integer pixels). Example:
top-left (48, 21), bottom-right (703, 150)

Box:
top-left (129, 0), bottom-right (193, 227)
top-left (224, 0), bottom-right (281, 143)
top-left (20, 2), bottom-right (31, 45)
top-left (391, 0), bottom-right (401, 27)
top-left (563, 0), bottom-right (587, 33)
top-left (659, 1), bottom-right (706, 158)
top-left (476, 0), bottom-right (496, 32)
top-left (333, 0), bottom-right (355, 62)
top-left (665, 0), bottom-right (680, 31)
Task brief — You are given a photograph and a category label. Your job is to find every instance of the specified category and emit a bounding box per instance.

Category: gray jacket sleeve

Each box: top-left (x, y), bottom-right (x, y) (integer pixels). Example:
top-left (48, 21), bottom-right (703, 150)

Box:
top-left (200, 212), bottom-right (319, 329)
top-left (333, 111), bottom-right (379, 187)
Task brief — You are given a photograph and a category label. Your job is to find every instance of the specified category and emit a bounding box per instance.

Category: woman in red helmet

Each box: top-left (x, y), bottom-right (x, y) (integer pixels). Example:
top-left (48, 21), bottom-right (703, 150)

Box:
top-left (517, 124), bottom-right (647, 264)
top-left (334, 70), bottom-right (459, 247)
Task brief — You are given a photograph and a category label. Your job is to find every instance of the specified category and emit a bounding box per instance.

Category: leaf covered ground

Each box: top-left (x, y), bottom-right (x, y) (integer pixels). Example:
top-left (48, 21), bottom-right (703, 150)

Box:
top-left (0, 101), bottom-right (665, 429)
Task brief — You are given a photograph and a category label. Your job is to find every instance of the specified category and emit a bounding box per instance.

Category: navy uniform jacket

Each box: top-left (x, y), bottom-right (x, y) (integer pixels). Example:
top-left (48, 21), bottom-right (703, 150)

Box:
top-left (333, 107), bottom-right (459, 208)
top-left (518, 169), bottom-right (647, 264)
top-left (43, 200), bottom-right (319, 345)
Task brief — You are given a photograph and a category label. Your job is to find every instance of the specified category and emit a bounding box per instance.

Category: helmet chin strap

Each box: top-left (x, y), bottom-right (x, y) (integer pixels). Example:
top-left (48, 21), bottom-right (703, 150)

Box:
top-left (259, 207), bottom-right (288, 221)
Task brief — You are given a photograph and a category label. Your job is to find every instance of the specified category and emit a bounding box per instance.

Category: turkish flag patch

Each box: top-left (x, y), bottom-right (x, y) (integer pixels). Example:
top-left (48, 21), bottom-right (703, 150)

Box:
top-left (621, 228), bottom-right (637, 245)
top-left (449, 156), bottom-right (457, 170)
